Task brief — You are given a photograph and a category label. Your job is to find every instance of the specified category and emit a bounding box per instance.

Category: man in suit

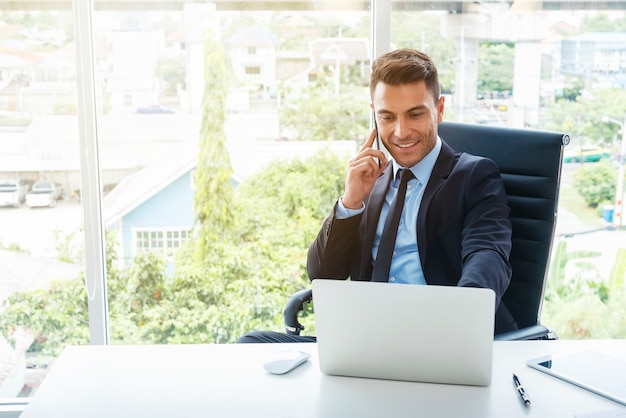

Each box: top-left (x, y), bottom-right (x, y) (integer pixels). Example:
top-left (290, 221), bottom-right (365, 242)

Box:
top-left (238, 48), bottom-right (516, 344)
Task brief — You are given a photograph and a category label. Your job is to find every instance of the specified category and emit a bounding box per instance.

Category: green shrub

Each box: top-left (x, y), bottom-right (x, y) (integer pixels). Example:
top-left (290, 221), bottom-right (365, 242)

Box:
top-left (543, 240), bottom-right (626, 339)
top-left (572, 161), bottom-right (616, 208)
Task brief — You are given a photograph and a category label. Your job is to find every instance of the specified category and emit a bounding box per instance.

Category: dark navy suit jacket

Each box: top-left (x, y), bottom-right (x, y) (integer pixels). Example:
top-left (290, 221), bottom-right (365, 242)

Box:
top-left (307, 139), bottom-right (517, 334)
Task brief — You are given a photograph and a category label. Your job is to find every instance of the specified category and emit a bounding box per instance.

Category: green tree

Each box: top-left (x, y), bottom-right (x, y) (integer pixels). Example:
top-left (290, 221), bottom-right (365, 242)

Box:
top-left (572, 161), bottom-right (616, 208)
top-left (477, 42), bottom-right (514, 95)
top-left (235, 150), bottom-right (348, 246)
top-left (547, 88), bottom-right (626, 149)
top-left (580, 13), bottom-right (626, 32)
top-left (279, 76), bottom-right (370, 141)
top-left (0, 277), bottom-right (89, 356)
top-left (190, 150), bottom-right (346, 341)
top-left (556, 76), bottom-right (585, 102)
top-left (193, 30), bottom-right (234, 259)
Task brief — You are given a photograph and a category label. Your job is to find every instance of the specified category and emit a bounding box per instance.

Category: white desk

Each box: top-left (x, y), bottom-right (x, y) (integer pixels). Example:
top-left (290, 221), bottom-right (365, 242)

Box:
top-left (20, 340), bottom-right (626, 418)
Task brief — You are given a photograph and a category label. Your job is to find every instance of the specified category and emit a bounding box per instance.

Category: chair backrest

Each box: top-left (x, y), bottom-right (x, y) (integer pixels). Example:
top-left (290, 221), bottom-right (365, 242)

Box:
top-left (438, 121), bottom-right (569, 330)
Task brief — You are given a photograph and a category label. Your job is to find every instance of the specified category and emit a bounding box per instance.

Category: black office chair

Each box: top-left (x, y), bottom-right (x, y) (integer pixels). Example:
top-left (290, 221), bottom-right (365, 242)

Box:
top-left (284, 121), bottom-right (569, 341)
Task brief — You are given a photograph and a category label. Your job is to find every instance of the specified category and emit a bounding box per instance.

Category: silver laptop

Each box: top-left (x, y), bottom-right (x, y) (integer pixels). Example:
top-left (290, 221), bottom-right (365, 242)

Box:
top-left (312, 279), bottom-right (495, 386)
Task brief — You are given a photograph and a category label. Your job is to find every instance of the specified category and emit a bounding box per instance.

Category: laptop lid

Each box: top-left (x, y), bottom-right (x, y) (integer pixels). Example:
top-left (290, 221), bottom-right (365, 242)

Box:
top-left (312, 279), bottom-right (495, 386)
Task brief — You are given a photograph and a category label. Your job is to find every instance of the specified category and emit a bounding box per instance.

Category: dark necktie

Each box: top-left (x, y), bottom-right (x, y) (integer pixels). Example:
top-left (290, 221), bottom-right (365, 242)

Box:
top-left (372, 169), bottom-right (414, 282)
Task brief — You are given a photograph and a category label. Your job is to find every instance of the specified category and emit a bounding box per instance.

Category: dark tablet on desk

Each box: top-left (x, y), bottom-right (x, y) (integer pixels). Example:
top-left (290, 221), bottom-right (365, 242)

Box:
top-left (526, 350), bottom-right (626, 406)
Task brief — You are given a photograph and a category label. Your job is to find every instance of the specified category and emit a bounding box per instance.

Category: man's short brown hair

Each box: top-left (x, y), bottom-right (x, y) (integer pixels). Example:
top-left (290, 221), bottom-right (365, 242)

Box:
top-left (370, 48), bottom-right (441, 105)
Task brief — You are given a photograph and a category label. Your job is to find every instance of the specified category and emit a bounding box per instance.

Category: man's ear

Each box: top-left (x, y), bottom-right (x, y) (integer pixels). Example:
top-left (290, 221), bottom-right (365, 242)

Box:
top-left (437, 96), bottom-right (445, 122)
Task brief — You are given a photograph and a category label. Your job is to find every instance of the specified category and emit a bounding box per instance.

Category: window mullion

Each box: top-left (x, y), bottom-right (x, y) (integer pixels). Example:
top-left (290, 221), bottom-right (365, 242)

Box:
top-left (73, 0), bottom-right (109, 347)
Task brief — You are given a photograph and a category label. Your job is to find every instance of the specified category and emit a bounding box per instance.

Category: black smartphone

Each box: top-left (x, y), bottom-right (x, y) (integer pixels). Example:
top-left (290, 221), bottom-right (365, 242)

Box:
top-left (372, 113), bottom-right (381, 167)
top-left (372, 113), bottom-right (381, 151)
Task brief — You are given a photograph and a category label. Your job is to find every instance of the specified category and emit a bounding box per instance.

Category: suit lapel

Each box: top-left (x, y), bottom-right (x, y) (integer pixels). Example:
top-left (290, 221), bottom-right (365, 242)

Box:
top-left (417, 140), bottom-right (458, 268)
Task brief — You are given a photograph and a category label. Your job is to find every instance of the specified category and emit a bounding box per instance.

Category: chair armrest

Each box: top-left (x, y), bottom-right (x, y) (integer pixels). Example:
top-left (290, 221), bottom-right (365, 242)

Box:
top-left (283, 288), bottom-right (313, 335)
top-left (495, 324), bottom-right (555, 341)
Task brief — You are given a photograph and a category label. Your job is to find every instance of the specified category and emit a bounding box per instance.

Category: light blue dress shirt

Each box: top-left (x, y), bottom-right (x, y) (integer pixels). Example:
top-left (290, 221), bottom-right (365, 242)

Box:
top-left (337, 137), bottom-right (442, 284)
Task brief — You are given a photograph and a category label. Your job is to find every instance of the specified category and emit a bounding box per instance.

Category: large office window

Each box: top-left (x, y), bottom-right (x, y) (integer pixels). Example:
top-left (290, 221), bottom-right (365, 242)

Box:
top-left (0, 0), bottom-right (625, 397)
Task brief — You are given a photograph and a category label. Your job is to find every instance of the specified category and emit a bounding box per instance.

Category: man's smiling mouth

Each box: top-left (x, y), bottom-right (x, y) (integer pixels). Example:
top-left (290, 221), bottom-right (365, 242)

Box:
top-left (396, 141), bottom-right (418, 149)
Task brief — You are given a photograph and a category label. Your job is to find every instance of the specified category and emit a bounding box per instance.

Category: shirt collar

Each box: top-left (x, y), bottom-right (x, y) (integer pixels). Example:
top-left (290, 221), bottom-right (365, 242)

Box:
top-left (392, 136), bottom-right (442, 185)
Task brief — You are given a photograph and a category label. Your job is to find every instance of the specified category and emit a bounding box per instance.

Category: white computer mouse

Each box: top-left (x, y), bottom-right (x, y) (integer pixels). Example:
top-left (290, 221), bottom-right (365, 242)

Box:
top-left (263, 349), bottom-right (311, 375)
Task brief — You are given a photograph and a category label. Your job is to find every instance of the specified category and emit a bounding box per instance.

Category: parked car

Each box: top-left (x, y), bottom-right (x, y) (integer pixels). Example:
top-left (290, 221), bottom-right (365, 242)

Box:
top-left (25, 181), bottom-right (65, 208)
top-left (563, 146), bottom-right (611, 163)
top-left (136, 105), bottom-right (174, 114)
top-left (0, 179), bottom-right (32, 208)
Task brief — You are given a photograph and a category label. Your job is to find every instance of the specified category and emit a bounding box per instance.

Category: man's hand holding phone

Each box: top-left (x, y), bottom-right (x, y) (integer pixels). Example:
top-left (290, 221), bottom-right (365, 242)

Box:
top-left (341, 129), bottom-right (388, 210)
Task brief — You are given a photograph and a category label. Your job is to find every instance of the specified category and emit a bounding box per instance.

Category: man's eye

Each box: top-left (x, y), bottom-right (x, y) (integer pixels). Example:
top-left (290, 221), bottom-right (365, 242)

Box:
top-left (410, 113), bottom-right (423, 118)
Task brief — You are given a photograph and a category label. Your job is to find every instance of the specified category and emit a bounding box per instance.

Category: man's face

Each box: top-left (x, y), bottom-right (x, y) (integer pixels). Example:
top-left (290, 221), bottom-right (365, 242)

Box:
top-left (371, 81), bottom-right (444, 168)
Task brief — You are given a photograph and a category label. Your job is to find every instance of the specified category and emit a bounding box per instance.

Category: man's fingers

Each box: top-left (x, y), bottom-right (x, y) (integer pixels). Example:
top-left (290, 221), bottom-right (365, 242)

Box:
top-left (349, 151), bottom-right (387, 179)
top-left (350, 147), bottom-right (387, 170)
top-left (359, 129), bottom-right (377, 152)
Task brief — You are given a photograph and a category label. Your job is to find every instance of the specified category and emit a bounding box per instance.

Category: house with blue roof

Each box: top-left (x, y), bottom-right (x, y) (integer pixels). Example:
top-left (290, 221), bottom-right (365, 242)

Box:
top-left (102, 141), bottom-right (199, 273)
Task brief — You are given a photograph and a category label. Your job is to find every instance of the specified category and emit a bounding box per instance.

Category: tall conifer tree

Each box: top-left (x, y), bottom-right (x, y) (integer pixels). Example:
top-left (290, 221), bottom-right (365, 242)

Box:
top-left (193, 31), bottom-right (234, 259)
